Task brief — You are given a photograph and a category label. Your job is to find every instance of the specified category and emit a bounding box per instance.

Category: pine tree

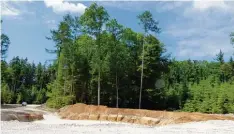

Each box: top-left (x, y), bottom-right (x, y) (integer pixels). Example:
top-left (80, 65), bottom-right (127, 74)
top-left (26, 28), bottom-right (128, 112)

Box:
top-left (80, 3), bottom-right (109, 105)
top-left (137, 11), bottom-right (160, 109)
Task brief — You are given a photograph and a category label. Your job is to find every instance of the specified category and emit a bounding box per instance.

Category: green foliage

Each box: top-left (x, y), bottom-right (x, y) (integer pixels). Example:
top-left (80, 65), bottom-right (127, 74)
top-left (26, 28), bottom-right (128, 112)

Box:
top-left (1, 21), bottom-right (10, 59)
top-left (45, 80), bottom-right (75, 109)
top-left (183, 80), bottom-right (234, 114)
top-left (1, 84), bottom-right (14, 104)
top-left (79, 3), bottom-right (110, 105)
top-left (16, 92), bottom-right (23, 104)
top-left (32, 88), bottom-right (47, 104)
top-left (215, 50), bottom-right (224, 64)
top-left (79, 3), bottom-right (109, 36)
top-left (137, 10), bottom-right (161, 109)
top-left (1, 56), bottom-right (52, 104)
top-left (46, 95), bottom-right (75, 109)
top-left (137, 11), bottom-right (160, 33)
top-left (230, 32), bottom-right (234, 45)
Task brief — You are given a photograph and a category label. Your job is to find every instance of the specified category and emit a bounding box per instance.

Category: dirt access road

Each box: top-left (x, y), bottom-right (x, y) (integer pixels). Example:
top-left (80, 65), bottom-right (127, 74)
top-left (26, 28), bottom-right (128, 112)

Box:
top-left (1, 104), bottom-right (45, 112)
top-left (1, 104), bottom-right (234, 134)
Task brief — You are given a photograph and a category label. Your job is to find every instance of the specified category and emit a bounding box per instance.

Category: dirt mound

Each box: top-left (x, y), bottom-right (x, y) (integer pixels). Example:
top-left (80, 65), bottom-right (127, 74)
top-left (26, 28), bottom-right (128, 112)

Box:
top-left (58, 103), bottom-right (234, 126)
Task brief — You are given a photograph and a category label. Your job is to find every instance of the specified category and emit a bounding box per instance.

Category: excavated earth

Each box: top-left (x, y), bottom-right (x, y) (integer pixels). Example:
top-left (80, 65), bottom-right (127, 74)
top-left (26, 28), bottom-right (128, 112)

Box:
top-left (1, 105), bottom-right (44, 122)
top-left (1, 110), bottom-right (43, 122)
top-left (58, 103), bottom-right (234, 126)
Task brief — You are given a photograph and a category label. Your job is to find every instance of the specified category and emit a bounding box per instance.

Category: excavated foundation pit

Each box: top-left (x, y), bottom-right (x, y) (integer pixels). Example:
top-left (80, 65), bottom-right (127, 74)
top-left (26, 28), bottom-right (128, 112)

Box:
top-left (1, 105), bottom-right (44, 122)
top-left (1, 111), bottom-right (44, 122)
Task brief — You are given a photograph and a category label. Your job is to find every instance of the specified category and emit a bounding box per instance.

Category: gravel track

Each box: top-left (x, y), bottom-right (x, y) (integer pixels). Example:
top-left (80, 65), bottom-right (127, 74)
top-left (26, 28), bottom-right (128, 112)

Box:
top-left (1, 118), bottom-right (234, 134)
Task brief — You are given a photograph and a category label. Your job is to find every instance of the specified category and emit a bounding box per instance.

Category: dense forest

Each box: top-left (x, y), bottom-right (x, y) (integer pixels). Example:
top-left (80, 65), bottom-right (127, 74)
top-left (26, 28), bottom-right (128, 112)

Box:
top-left (1, 3), bottom-right (234, 114)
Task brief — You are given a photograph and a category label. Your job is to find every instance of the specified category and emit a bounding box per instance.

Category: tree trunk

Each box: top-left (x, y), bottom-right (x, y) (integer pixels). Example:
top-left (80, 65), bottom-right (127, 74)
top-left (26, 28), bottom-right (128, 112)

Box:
top-left (139, 36), bottom-right (145, 109)
top-left (97, 33), bottom-right (101, 106)
top-left (40, 81), bottom-right (42, 91)
top-left (71, 66), bottom-right (74, 96)
top-left (13, 81), bottom-right (16, 93)
top-left (63, 81), bottom-right (65, 96)
top-left (98, 68), bottom-right (100, 105)
top-left (116, 71), bottom-right (119, 108)
top-left (114, 40), bottom-right (119, 108)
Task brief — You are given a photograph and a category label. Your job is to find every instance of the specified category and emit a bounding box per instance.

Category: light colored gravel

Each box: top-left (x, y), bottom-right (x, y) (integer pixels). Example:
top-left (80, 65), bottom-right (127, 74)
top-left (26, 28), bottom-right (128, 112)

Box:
top-left (1, 113), bottom-right (234, 134)
top-left (1, 106), bottom-right (234, 134)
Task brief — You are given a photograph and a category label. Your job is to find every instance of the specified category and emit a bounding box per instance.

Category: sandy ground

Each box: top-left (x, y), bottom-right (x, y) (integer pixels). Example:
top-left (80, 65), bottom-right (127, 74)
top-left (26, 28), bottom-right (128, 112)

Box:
top-left (1, 115), bottom-right (234, 134)
top-left (1, 104), bottom-right (234, 134)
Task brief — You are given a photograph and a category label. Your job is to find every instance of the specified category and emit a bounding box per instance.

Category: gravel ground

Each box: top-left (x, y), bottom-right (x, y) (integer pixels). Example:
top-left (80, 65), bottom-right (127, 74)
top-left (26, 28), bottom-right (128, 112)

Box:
top-left (1, 114), bottom-right (234, 134)
top-left (1, 106), bottom-right (234, 134)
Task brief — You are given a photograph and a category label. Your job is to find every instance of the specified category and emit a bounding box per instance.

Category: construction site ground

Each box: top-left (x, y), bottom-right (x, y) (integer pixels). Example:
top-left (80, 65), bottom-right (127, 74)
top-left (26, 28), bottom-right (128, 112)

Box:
top-left (58, 103), bottom-right (234, 126)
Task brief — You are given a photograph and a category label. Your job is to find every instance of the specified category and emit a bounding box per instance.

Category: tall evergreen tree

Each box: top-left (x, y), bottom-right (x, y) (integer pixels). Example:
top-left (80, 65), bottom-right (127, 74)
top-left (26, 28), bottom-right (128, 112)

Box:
top-left (80, 3), bottom-right (109, 105)
top-left (215, 49), bottom-right (224, 64)
top-left (137, 11), bottom-right (160, 109)
top-left (106, 19), bottom-right (124, 108)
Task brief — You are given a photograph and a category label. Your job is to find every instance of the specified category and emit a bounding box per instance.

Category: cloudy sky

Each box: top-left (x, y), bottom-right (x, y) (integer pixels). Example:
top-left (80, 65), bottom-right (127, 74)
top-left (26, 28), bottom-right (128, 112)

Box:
top-left (1, 0), bottom-right (234, 64)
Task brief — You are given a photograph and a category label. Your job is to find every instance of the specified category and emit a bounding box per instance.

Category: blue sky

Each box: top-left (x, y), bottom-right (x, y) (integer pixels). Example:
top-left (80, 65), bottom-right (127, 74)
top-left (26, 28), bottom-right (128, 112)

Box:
top-left (2, 0), bottom-right (234, 64)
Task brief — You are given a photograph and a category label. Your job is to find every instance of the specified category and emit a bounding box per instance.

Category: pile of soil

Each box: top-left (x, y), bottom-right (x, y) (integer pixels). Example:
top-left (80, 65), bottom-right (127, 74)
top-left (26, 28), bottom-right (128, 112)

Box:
top-left (58, 103), bottom-right (234, 126)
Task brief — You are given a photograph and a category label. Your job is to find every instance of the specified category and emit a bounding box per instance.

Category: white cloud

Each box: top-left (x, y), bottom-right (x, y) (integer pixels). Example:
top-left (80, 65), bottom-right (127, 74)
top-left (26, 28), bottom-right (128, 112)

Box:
top-left (1, 1), bottom-right (36, 17)
top-left (46, 20), bottom-right (56, 24)
top-left (44, 19), bottom-right (57, 29)
top-left (155, 1), bottom-right (186, 12)
top-left (192, 0), bottom-right (228, 11)
top-left (44, 0), bottom-right (87, 14)
top-left (99, 1), bottom-right (185, 13)
top-left (98, 1), bottom-right (147, 12)
top-left (175, 34), bottom-right (233, 58)
top-left (164, 1), bottom-right (234, 60)
top-left (1, 2), bottom-right (20, 16)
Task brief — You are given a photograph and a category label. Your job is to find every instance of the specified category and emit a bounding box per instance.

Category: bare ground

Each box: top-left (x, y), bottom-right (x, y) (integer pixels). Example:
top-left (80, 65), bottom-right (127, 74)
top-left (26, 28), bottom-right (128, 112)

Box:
top-left (58, 103), bottom-right (234, 126)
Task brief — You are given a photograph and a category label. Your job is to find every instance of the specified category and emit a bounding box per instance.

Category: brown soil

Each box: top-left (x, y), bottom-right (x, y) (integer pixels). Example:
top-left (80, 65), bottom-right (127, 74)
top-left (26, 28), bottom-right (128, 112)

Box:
top-left (58, 103), bottom-right (234, 126)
